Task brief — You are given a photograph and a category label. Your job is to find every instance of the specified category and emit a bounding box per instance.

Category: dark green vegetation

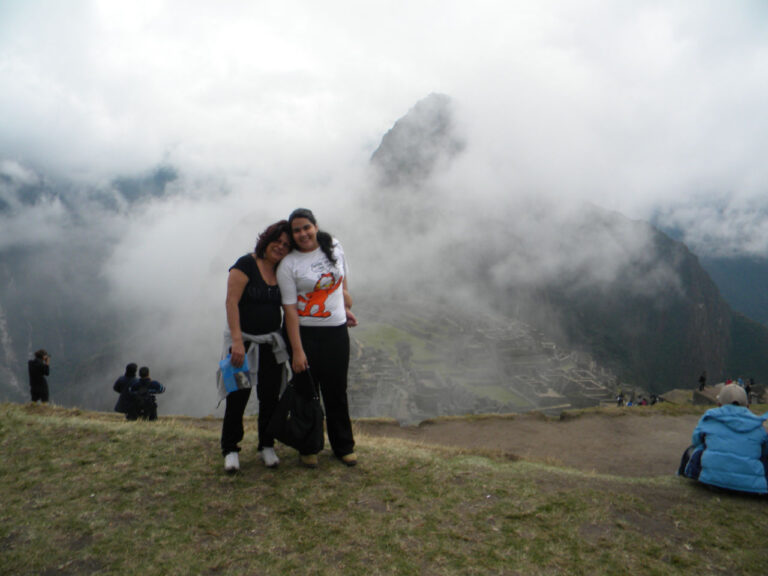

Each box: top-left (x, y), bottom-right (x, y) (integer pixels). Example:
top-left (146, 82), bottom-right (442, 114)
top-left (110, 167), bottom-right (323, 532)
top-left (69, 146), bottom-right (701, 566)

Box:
top-left (2, 402), bottom-right (767, 575)
top-left (700, 255), bottom-right (768, 326)
top-left (727, 313), bottom-right (768, 383)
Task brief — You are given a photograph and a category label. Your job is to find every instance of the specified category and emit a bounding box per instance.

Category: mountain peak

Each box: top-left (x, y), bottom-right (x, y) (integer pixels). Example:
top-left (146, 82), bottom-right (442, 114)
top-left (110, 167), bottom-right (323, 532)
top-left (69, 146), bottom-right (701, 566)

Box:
top-left (370, 93), bottom-right (465, 187)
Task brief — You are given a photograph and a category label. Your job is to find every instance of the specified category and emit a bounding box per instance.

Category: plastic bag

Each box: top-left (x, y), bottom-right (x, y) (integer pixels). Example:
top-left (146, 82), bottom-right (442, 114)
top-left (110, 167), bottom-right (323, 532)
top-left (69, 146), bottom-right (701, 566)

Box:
top-left (218, 354), bottom-right (251, 395)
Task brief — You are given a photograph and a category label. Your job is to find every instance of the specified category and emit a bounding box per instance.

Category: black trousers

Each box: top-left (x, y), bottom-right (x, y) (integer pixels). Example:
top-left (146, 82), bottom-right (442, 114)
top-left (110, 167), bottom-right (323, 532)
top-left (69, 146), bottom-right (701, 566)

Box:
top-left (299, 324), bottom-right (355, 457)
top-left (137, 397), bottom-right (158, 421)
top-left (220, 343), bottom-right (282, 456)
top-left (30, 385), bottom-right (49, 403)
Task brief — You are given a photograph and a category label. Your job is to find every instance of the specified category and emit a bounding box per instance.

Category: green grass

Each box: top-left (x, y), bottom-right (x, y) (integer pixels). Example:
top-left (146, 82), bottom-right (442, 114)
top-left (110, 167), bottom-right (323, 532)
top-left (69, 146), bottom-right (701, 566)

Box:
top-left (355, 322), bottom-right (440, 366)
top-left (2, 402), bottom-right (768, 575)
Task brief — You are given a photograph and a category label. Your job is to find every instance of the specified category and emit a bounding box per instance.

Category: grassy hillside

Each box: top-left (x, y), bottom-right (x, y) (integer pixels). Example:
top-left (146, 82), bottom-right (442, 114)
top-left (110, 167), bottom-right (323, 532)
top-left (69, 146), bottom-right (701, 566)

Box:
top-left (2, 402), bottom-right (767, 575)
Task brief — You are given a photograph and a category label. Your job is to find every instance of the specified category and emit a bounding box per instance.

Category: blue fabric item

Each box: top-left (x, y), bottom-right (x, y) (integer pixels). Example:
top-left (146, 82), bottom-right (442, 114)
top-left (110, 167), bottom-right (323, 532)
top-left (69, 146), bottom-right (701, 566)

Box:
top-left (215, 330), bottom-right (292, 406)
top-left (685, 405), bottom-right (768, 494)
top-left (219, 354), bottom-right (250, 395)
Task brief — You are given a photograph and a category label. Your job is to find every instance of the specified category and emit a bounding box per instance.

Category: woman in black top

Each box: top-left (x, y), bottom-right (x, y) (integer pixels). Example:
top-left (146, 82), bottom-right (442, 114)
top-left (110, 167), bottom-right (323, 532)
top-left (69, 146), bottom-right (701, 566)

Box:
top-left (221, 220), bottom-right (291, 473)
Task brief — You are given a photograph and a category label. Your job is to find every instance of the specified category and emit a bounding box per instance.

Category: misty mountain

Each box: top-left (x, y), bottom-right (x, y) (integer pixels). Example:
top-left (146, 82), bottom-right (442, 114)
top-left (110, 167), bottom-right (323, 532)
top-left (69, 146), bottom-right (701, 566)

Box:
top-left (0, 165), bottom-right (180, 405)
top-left (653, 221), bottom-right (768, 327)
top-left (370, 93), bottom-right (465, 188)
top-left (697, 255), bottom-right (768, 326)
top-left (520, 220), bottom-right (732, 390)
top-left (3, 94), bottom-right (768, 420)
top-left (368, 93), bottom-right (768, 394)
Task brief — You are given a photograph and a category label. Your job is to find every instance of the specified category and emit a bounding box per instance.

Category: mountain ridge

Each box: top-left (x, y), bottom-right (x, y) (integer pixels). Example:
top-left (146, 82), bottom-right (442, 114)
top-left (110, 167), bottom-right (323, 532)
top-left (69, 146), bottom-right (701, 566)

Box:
top-left (366, 93), bottom-right (768, 396)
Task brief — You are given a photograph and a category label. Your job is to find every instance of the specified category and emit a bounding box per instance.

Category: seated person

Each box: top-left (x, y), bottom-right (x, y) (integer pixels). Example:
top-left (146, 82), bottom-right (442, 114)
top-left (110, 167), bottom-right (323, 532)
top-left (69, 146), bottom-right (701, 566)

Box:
top-left (113, 362), bottom-right (139, 420)
top-left (128, 366), bottom-right (166, 421)
top-left (679, 384), bottom-right (768, 494)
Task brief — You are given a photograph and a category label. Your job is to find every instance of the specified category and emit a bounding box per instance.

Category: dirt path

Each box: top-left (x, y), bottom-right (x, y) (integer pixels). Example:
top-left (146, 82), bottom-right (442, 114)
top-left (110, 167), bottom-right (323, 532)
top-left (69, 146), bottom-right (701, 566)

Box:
top-left (356, 411), bottom-right (703, 477)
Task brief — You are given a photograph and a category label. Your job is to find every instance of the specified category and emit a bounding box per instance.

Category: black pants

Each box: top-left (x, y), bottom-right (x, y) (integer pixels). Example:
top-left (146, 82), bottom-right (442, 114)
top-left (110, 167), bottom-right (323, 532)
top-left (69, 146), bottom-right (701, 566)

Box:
top-left (138, 397), bottom-right (158, 421)
top-left (300, 324), bottom-right (355, 457)
top-left (30, 385), bottom-right (49, 403)
top-left (678, 445), bottom-right (703, 479)
top-left (220, 343), bottom-right (282, 456)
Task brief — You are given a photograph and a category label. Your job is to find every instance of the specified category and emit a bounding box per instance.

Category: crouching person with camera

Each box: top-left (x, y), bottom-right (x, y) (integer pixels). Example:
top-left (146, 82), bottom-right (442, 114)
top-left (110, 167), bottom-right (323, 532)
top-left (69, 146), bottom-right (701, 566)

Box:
top-left (129, 366), bottom-right (166, 421)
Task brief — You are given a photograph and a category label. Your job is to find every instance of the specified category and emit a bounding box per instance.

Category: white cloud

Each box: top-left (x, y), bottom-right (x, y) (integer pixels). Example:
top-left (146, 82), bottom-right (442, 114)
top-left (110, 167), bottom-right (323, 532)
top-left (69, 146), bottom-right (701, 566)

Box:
top-left (4, 0), bottom-right (767, 275)
top-left (1, 1), bottom-right (766, 218)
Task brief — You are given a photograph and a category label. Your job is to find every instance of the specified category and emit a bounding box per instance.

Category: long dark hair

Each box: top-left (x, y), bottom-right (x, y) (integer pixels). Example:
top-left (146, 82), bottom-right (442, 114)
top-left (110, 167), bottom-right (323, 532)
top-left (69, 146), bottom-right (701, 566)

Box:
top-left (288, 208), bottom-right (336, 265)
top-left (254, 220), bottom-right (290, 258)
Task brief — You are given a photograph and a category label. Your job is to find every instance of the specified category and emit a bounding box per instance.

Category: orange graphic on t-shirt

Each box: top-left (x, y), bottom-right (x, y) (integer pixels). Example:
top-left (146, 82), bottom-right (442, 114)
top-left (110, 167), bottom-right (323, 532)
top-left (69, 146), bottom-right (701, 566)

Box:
top-left (297, 273), bottom-right (343, 318)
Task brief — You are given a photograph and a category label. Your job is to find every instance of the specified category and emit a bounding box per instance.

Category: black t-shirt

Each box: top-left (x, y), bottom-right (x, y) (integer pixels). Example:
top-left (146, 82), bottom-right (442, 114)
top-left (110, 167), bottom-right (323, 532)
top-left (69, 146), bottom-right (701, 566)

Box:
top-left (230, 254), bottom-right (282, 335)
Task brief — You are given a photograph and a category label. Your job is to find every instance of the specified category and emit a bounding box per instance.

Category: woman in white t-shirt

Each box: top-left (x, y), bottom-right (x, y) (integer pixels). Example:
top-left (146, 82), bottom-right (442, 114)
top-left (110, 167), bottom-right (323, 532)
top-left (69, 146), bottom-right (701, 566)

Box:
top-left (277, 208), bottom-right (358, 468)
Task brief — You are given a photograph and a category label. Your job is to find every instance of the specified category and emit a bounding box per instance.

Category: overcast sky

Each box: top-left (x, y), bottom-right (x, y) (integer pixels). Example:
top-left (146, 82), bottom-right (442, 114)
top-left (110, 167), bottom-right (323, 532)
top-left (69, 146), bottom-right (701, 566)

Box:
top-left (2, 0), bottom-right (768, 257)
top-left (2, 1), bottom-right (768, 412)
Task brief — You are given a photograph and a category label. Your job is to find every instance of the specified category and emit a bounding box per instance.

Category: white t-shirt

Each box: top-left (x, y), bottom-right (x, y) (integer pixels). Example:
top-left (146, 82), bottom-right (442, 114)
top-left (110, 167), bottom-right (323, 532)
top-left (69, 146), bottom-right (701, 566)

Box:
top-left (277, 240), bottom-right (348, 327)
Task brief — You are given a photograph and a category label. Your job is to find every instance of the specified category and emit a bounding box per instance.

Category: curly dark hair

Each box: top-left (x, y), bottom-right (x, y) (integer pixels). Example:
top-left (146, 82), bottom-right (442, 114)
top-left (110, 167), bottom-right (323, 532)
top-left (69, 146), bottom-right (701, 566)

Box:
top-left (288, 208), bottom-right (336, 265)
top-left (254, 220), bottom-right (290, 258)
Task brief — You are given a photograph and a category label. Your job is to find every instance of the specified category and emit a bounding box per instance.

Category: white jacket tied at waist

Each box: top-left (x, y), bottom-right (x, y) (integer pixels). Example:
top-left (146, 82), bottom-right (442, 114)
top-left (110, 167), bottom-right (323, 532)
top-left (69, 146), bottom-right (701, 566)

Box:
top-left (216, 330), bottom-right (292, 406)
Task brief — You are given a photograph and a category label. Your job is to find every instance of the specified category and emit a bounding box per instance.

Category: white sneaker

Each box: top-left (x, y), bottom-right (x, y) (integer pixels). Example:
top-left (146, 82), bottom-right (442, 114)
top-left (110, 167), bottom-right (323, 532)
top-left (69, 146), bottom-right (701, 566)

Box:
top-left (260, 447), bottom-right (280, 468)
top-left (224, 452), bottom-right (240, 473)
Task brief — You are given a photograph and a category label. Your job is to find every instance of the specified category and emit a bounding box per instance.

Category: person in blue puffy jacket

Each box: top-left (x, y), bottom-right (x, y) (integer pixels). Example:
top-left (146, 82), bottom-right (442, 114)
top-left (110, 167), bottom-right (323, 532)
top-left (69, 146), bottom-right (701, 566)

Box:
top-left (679, 383), bottom-right (768, 494)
